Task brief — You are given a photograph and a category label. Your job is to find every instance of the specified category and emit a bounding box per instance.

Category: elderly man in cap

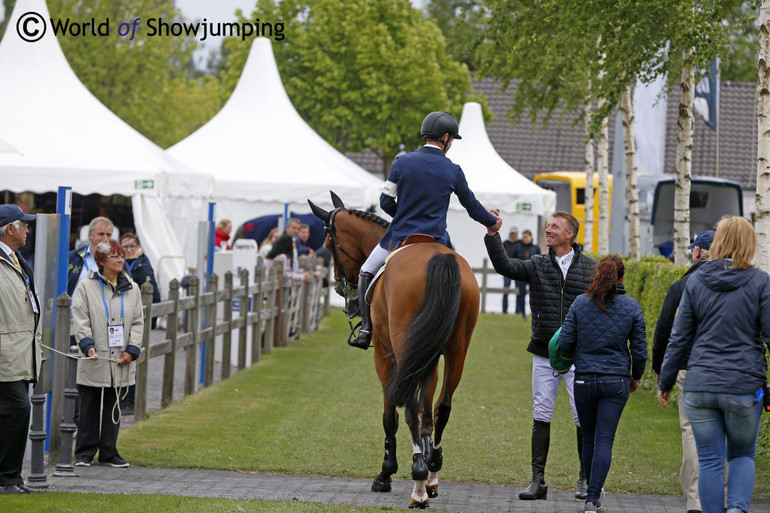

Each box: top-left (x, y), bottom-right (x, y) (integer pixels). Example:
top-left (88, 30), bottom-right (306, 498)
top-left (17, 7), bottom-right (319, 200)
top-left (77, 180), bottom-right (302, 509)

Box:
top-left (0, 205), bottom-right (43, 494)
top-left (652, 229), bottom-right (715, 513)
top-left (501, 226), bottom-right (521, 314)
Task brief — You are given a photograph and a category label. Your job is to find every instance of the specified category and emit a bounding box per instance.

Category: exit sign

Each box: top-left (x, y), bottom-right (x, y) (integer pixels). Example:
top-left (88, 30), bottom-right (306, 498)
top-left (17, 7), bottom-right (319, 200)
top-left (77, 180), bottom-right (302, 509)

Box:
top-left (516, 202), bottom-right (532, 211)
top-left (134, 180), bottom-right (155, 190)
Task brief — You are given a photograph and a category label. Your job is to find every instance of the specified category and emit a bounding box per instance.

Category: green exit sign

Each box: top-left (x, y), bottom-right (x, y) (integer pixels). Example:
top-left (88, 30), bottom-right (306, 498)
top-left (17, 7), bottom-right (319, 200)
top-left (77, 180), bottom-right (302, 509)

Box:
top-left (516, 202), bottom-right (532, 211)
top-left (134, 180), bottom-right (155, 190)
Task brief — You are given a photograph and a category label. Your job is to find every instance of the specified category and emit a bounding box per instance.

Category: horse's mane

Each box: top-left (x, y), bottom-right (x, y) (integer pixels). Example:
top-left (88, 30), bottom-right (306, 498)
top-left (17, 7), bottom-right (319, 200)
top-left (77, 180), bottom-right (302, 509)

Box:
top-left (346, 208), bottom-right (390, 228)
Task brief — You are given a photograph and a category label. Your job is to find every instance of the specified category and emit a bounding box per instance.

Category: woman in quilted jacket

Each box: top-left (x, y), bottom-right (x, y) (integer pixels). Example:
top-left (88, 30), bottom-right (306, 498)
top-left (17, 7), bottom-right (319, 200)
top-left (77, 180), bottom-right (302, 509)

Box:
top-left (559, 254), bottom-right (647, 512)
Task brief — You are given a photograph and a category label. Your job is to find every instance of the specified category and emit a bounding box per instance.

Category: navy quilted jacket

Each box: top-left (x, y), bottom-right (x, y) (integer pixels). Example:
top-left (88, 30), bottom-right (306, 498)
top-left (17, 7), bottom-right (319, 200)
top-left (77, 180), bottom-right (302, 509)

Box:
top-left (485, 233), bottom-right (596, 357)
top-left (558, 287), bottom-right (647, 380)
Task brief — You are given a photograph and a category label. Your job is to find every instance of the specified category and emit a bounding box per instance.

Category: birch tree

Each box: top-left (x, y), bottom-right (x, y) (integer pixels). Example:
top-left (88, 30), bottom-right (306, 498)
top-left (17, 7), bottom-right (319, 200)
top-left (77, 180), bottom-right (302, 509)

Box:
top-left (596, 102), bottom-right (611, 254)
top-left (584, 102), bottom-right (595, 253)
top-left (621, 85), bottom-right (641, 260)
top-left (757, 1), bottom-right (770, 272)
top-left (674, 50), bottom-right (695, 267)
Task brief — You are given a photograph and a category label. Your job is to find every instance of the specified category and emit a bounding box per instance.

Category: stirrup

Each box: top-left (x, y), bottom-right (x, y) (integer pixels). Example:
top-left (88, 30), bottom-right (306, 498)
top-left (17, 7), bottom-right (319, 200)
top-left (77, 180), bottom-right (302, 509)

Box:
top-left (347, 322), bottom-right (371, 349)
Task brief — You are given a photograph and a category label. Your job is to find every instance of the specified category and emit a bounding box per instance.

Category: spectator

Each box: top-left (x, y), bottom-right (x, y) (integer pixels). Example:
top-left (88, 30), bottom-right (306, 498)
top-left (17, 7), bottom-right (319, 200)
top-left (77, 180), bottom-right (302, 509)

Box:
top-left (658, 216), bottom-right (770, 513)
top-left (0, 205), bottom-right (43, 494)
top-left (502, 226), bottom-right (520, 314)
top-left (118, 232), bottom-right (161, 414)
top-left (72, 240), bottom-right (143, 469)
top-left (266, 218), bottom-right (301, 261)
top-left (652, 229), bottom-right (715, 513)
top-left (68, 217), bottom-right (114, 296)
top-left (512, 229), bottom-right (540, 321)
top-left (296, 223), bottom-right (313, 256)
top-left (484, 211), bottom-right (596, 501)
top-left (351, 111), bottom-right (499, 350)
top-left (559, 255), bottom-right (647, 512)
top-left (258, 227), bottom-right (279, 260)
top-left (215, 219), bottom-right (233, 250)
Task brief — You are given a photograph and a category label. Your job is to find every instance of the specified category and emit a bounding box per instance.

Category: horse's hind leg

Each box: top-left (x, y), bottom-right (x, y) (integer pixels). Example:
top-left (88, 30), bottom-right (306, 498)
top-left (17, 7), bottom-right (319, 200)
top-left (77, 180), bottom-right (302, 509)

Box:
top-left (371, 397), bottom-right (399, 492)
top-left (406, 395), bottom-right (430, 509)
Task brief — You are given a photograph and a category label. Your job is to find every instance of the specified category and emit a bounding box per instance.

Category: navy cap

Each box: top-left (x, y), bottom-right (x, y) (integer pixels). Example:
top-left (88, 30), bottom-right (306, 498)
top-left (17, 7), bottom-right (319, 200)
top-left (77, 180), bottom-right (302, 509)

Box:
top-left (0, 204), bottom-right (36, 227)
top-left (688, 230), bottom-right (715, 250)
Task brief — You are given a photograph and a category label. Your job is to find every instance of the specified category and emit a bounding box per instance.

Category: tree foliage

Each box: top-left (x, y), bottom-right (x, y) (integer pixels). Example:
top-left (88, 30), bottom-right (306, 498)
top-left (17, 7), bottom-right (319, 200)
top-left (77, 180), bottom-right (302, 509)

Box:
top-left (220, 0), bottom-right (489, 177)
top-left (424, 0), bottom-right (487, 71)
top-left (477, 0), bottom-right (755, 138)
top-left (1, 0), bottom-right (226, 149)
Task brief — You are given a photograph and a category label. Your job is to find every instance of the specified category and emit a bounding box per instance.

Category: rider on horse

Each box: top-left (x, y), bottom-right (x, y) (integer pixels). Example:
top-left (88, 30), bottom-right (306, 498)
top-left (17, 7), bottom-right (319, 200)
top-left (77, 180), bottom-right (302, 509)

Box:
top-left (350, 111), bottom-right (501, 349)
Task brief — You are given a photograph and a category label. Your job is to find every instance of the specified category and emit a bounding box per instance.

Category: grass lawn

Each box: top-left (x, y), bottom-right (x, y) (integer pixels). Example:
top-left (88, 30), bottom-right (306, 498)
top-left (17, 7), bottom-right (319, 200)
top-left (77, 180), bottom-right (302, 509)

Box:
top-left (116, 309), bottom-right (769, 497)
top-left (0, 494), bottom-right (396, 513)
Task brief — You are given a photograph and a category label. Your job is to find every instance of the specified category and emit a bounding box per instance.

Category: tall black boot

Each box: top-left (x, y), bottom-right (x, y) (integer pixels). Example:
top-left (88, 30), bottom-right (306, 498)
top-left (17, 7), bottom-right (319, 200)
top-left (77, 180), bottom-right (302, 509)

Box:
top-left (576, 426), bottom-right (587, 500)
top-left (519, 420), bottom-right (550, 500)
top-left (348, 272), bottom-right (374, 349)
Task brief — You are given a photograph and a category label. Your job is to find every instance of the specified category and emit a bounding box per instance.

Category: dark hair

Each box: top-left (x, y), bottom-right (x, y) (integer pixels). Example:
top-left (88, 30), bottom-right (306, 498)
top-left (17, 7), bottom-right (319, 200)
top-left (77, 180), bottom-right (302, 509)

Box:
top-left (93, 239), bottom-right (125, 268)
top-left (120, 232), bottom-right (139, 245)
top-left (585, 254), bottom-right (624, 312)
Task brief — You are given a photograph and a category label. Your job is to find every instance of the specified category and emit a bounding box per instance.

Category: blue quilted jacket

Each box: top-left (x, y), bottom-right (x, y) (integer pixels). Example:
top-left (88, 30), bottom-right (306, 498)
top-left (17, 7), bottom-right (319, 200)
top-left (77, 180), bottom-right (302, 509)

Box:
top-left (559, 286), bottom-right (647, 380)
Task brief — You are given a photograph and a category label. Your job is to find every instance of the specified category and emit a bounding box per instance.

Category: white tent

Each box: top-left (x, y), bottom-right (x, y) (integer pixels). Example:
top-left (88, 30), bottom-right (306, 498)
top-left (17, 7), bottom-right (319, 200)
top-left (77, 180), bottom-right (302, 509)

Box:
top-left (0, 0), bottom-right (214, 292)
top-left (168, 37), bottom-right (383, 235)
top-left (446, 102), bottom-right (556, 304)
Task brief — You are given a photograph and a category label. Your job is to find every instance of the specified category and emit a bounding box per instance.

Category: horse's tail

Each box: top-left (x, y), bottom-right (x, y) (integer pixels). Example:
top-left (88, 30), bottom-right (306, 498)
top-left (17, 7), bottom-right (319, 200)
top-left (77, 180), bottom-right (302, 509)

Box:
top-left (387, 252), bottom-right (462, 407)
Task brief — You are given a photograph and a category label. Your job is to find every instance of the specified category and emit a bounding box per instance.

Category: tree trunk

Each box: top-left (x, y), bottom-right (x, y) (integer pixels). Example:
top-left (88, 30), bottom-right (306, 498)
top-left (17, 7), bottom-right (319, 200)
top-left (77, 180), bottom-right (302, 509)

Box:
top-left (675, 49), bottom-right (695, 267)
top-left (621, 85), bottom-right (641, 260)
top-left (584, 102), bottom-right (595, 253)
top-left (597, 102), bottom-right (610, 255)
top-left (756, 1), bottom-right (770, 272)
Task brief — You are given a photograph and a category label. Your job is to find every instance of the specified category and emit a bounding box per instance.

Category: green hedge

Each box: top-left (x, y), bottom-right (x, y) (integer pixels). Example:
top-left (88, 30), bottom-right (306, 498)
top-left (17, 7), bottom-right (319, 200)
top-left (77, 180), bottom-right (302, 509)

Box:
top-left (618, 255), bottom-right (769, 456)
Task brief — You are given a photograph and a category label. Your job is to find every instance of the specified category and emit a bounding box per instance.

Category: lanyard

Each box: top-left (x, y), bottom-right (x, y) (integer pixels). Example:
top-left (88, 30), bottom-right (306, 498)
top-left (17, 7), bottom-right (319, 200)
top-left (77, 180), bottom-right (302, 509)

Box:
top-left (98, 277), bottom-right (124, 324)
top-left (127, 259), bottom-right (137, 275)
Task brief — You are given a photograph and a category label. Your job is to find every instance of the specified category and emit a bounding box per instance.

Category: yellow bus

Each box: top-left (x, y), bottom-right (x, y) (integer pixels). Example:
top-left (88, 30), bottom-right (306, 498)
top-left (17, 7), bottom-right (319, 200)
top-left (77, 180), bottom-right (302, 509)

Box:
top-left (533, 171), bottom-right (612, 250)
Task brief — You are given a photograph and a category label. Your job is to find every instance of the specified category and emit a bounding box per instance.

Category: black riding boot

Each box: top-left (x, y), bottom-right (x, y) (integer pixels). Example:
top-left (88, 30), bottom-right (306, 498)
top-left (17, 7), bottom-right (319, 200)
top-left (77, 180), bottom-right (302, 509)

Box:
top-left (349, 272), bottom-right (374, 349)
top-left (576, 426), bottom-right (587, 500)
top-left (519, 420), bottom-right (550, 500)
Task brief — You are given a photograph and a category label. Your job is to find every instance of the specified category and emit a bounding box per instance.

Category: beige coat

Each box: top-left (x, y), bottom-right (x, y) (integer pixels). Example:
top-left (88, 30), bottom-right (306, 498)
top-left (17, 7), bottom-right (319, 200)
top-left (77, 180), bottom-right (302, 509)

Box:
top-left (72, 270), bottom-right (144, 387)
top-left (0, 253), bottom-right (42, 382)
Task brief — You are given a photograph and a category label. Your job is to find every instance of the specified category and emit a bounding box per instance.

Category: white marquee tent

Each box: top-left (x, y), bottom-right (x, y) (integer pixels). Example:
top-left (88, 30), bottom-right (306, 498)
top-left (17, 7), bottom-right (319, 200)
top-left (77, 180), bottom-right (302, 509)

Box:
top-left (446, 102), bottom-right (556, 302)
top-left (0, 0), bottom-right (214, 292)
top-left (168, 37), bottom-right (383, 235)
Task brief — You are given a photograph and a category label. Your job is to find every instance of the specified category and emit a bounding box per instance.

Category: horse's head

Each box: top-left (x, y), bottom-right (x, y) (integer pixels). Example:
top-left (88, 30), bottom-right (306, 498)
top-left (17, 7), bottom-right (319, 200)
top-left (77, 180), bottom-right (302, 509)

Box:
top-left (308, 192), bottom-right (388, 301)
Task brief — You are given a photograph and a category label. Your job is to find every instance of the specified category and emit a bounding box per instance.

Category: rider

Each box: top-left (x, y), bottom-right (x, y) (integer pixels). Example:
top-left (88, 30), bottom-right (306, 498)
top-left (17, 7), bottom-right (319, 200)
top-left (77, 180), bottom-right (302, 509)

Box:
top-left (349, 111), bottom-right (501, 349)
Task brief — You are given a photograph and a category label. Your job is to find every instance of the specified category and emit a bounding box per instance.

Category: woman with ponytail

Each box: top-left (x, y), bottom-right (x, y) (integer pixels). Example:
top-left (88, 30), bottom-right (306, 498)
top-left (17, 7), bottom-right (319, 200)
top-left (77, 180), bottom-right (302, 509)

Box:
top-left (559, 255), bottom-right (647, 512)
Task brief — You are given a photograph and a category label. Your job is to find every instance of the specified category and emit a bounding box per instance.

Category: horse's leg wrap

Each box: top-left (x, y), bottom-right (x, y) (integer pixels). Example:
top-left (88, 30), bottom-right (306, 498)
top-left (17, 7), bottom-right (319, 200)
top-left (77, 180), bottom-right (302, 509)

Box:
top-left (411, 452), bottom-right (429, 481)
top-left (426, 444), bottom-right (442, 472)
top-left (382, 436), bottom-right (398, 476)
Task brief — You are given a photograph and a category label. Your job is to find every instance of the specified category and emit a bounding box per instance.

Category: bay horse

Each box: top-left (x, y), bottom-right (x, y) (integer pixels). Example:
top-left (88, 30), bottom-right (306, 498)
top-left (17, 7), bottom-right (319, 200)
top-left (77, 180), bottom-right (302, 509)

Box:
top-left (309, 192), bottom-right (481, 509)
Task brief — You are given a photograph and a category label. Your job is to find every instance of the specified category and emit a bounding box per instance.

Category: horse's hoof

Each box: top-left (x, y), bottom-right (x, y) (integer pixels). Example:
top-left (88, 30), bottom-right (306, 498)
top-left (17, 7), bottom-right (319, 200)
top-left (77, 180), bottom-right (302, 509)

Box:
top-left (371, 476), bottom-right (391, 493)
top-left (426, 484), bottom-right (438, 498)
top-left (408, 497), bottom-right (430, 509)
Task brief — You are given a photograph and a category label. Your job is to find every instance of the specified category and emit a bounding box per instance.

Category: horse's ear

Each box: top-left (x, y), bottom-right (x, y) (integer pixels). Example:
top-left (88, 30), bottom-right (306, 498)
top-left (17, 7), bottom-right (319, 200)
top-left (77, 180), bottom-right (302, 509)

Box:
top-left (308, 200), bottom-right (330, 225)
top-left (330, 190), bottom-right (345, 209)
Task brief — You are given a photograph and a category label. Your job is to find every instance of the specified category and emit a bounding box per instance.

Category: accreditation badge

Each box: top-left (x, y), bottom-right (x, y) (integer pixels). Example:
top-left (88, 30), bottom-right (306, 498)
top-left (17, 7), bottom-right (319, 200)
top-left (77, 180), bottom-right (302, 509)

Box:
top-left (108, 325), bottom-right (125, 348)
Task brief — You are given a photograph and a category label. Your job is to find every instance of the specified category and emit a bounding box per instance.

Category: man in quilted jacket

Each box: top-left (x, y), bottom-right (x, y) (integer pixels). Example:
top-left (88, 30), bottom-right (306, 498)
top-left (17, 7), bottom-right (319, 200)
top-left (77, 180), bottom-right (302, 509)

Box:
top-left (485, 211), bottom-right (596, 501)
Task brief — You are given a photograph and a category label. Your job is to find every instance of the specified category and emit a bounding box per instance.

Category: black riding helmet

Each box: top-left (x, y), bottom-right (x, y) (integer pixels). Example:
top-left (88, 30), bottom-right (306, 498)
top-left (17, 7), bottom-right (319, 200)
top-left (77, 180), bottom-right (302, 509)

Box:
top-left (420, 111), bottom-right (462, 141)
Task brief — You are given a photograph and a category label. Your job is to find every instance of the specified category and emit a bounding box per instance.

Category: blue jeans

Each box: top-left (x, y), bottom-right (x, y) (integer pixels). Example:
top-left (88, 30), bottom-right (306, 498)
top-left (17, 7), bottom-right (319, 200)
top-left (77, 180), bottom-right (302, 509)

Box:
top-left (574, 374), bottom-right (630, 504)
top-left (684, 391), bottom-right (763, 513)
top-left (515, 281), bottom-right (527, 315)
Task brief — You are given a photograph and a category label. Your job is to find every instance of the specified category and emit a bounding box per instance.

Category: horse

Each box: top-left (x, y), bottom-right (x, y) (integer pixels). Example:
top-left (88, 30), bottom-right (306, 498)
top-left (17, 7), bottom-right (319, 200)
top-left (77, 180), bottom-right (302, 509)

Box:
top-left (309, 192), bottom-right (481, 509)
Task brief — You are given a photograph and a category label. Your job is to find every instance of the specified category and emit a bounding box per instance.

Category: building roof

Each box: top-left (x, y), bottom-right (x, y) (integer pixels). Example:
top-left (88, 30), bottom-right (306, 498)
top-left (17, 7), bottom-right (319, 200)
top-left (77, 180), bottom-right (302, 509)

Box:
top-left (348, 78), bottom-right (758, 191)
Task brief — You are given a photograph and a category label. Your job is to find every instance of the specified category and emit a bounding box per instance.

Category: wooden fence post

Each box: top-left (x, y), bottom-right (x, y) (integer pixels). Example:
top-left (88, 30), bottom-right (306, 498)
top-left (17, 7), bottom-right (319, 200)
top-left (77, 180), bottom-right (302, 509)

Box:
top-left (135, 281), bottom-right (154, 420)
top-left (238, 269), bottom-right (249, 370)
top-left (273, 259), bottom-right (285, 347)
top-left (204, 273), bottom-right (218, 388)
top-left (221, 272), bottom-right (233, 380)
top-left (251, 267), bottom-right (262, 364)
top-left (185, 275), bottom-right (200, 398)
top-left (162, 279), bottom-right (179, 409)
top-left (263, 266), bottom-right (276, 355)
top-left (49, 292), bottom-right (71, 461)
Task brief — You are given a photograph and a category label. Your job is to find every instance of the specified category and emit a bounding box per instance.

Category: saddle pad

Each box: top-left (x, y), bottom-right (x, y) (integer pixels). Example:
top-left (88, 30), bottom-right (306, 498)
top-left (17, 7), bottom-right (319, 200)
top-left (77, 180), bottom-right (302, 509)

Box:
top-left (364, 243), bottom-right (417, 304)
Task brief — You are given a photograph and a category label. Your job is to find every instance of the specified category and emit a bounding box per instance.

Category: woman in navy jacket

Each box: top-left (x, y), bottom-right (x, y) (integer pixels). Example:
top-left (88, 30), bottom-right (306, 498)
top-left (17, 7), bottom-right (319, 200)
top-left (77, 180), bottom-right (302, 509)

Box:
top-left (658, 216), bottom-right (770, 513)
top-left (559, 255), bottom-right (647, 512)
